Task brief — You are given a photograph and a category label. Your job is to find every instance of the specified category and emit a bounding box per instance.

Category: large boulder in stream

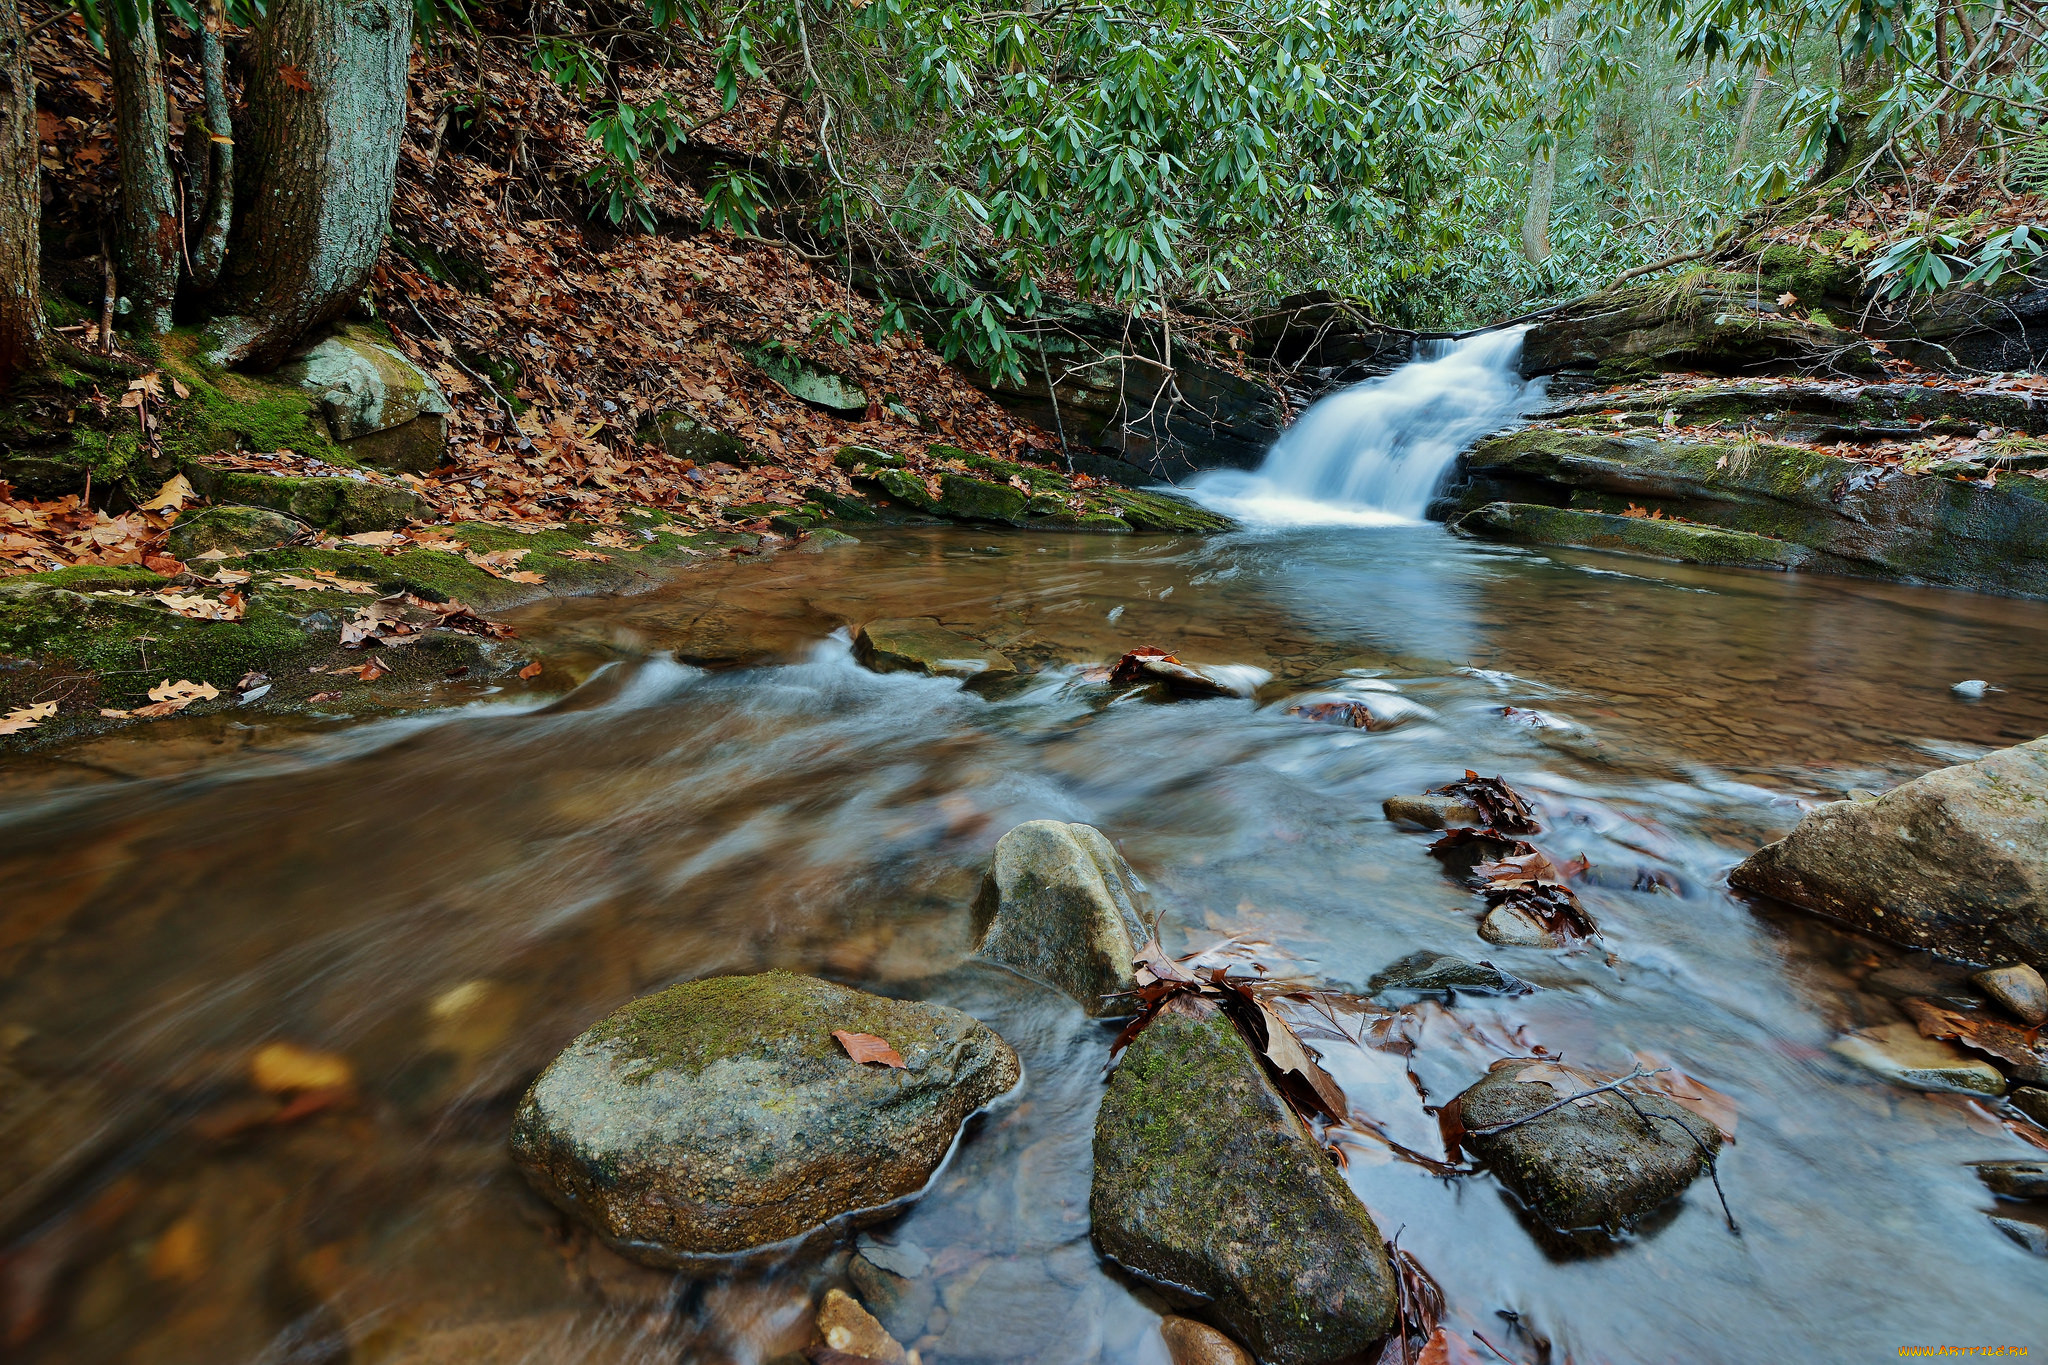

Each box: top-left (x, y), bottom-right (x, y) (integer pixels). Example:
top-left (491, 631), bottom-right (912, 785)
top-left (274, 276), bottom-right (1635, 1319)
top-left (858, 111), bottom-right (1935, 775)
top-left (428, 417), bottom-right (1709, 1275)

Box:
top-left (510, 973), bottom-right (1019, 1265)
top-left (1091, 996), bottom-right (1398, 1364)
top-left (1731, 736), bottom-right (2048, 966)
top-left (1455, 1058), bottom-right (1722, 1233)
top-left (973, 820), bottom-right (1147, 1016)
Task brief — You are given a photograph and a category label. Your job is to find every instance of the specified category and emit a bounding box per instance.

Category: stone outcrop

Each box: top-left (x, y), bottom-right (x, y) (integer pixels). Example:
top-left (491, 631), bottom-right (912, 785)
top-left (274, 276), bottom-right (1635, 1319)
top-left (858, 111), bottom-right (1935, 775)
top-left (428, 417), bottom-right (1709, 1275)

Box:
top-left (1444, 427), bottom-right (2048, 597)
top-left (972, 820), bottom-right (1149, 1017)
top-left (1091, 996), bottom-right (1397, 1364)
top-left (1455, 1058), bottom-right (1722, 1232)
top-left (842, 447), bottom-right (1233, 533)
top-left (750, 346), bottom-right (869, 415)
top-left (183, 464), bottom-right (433, 534)
top-left (1519, 275), bottom-right (1883, 381)
top-left (637, 411), bottom-right (756, 465)
top-left (1731, 737), bottom-right (2048, 965)
top-left (510, 972), bottom-right (1019, 1265)
top-left (164, 505), bottom-right (312, 558)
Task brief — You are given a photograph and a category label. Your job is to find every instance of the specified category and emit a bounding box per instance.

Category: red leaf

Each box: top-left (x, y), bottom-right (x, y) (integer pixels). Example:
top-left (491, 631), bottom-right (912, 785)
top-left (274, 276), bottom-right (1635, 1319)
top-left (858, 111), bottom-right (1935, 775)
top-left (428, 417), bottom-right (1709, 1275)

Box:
top-left (518, 660), bottom-right (543, 679)
top-left (833, 1030), bottom-right (906, 1068)
top-left (278, 63), bottom-right (313, 92)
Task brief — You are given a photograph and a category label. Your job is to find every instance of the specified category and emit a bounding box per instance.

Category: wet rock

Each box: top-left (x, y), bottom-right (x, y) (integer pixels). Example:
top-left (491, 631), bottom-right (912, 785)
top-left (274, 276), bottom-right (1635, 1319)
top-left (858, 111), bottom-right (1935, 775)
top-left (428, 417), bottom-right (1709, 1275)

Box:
top-left (1366, 951), bottom-right (1529, 997)
top-left (1479, 903), bottom-right (1563, 949)
top-left (1091, 996), bottom-right (1397, 1365)
top-left (972, 820), bottom-right (1147, 1018)
top-left (1455, 1058), bottom-right (1722, 1232)
top-left (509, 972), bottom-right (1020, 1264)
top-left (164, 505), bottom-right (311, 558)
top-left (1109, 649), bottom-right (1257, 699)
top-left (282, 322), bottom-right (452, 473)
top-left (1990, 1214), bottom-right (2048, 1257)
top-left (1830, 1022), bottom-right (2006, 1096)
top-left (849, 1236), bottom-right (936, 1341)
top-left (1519, 278), bottom-right (1881, 380)
top-left (638, 411), bottom-right (755, 465)
top-left (1457, 502), bottom-right (1831, 574)
top-left (751, 347), bottom-right (869, 414)
top-left (1731, 737), bottom-right (2048, 965)
top-left (2014, 1087), bottom-right (2048, 1127)
top-left (183, 465), bottom-right (433, 534)
top-left (797, 528), bottom-right (861, 552)
top-left (815, 1287), bottom-right (906, 1364)
top-left (854, 618), bottom-right (1016, 680)
top-left (1382, 793), bottom-right (1485, 830)
top-left (1972, 1160), bottom-right (2048, 1200)
top-left (1975, 964), bottom-right (2048, 1026)
top-left (1160, 1316), bottom-right (1255, 1365)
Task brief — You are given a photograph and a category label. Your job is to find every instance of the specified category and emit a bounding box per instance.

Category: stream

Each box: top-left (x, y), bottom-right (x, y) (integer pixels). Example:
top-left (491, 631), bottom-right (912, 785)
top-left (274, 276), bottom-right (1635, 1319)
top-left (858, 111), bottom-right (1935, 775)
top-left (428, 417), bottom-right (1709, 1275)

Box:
top-left (5, 523), bottom-right (2048, 1364)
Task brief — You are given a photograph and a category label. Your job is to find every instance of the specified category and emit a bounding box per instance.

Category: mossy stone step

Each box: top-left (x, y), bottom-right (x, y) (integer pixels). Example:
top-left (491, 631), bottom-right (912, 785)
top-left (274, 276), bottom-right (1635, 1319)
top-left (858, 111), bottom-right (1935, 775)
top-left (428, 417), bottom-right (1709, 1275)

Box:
top-left (1456, 502), bottom-right (1827, 572)
top-left (184, 466), bottom-right (432, 534)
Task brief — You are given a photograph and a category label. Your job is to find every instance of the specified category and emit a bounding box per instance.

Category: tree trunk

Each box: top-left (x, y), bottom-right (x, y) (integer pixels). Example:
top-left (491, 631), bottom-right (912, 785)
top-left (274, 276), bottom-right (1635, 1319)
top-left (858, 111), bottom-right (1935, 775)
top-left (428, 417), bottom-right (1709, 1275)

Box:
top-left (0, 0), bottom-right (43, 387)
top-left (108, 2), bottom-right (180, 336)
top-left (1519, 9), bottom-right (1570, 264)
top-left (1817, 53), bottom-right (1891, 182)
top-left (206, 0), bottom-right (411, 370)
top-left (184, 0), bottom-right (232, 292)
top-left (1728, 66), bottom-right (1769, 176)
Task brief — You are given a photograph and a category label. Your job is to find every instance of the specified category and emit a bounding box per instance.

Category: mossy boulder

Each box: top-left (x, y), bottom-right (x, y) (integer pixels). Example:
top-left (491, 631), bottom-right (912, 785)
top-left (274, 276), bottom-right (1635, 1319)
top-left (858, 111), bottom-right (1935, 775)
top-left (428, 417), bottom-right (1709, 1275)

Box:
top-left (639, 411), bottom-right (757, 465)
top-left (183, 466), bottom-right (432, 534)
top-left (165, 505), bottom-right (311, 559)
top-left (1091, 997), bottom-right (1397, 1365)
top-left (855, 455), bottom-right (1232, 534)
top-left (1444, 429), bottom-right (2048, 597)
top-left (509, 973), bottom-right (1019, 1265)
top-left (751, 347), bottom-right (869, 415)
top-left (971, 820), bottom-right (1148, 1017)
top-left (1731, 736), bottom-right (2048, 965)
top-left (1455, 1058), bottom-right (1721, 1234)
top-left (853, 618), bottom-right (1015, 679)
top-left (279, 323), bottom-right (451, 473)
top-left (1456, 503), bottom-right (1828, 572)
top-left (1520, 276), bottom-right (1882, 379)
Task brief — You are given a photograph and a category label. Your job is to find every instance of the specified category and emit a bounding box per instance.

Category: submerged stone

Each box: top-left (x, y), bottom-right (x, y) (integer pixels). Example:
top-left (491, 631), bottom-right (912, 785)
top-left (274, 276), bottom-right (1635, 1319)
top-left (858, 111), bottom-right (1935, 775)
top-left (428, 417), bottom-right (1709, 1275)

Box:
top-left (1382, 793), bottom-right (1485, 829)
top-left (1971, 1160), bottom-right (2048, 1200)
top-left (854, 618), bottom-right (1015, 679)
top-left (1159, 1316), bottom-right (1254, 1365)
top-left (1479, 903), bottom-right (1563, 949)
top-left (972, 820), bottom-right (1147, 1017)
top-left (509, 972), bottom-right (1019, 1265)
top-left (1830, 1022), bottom-right (2006, 1097)
top-left (1091, 997), bottom-right (1397, 1365)
top-left (1366, 951), bottom-right (1529, 997)
top-left (1455, 1058), bottom-right (1721, 1233)
top-left (1731, 737), bottom-right (2048, 965)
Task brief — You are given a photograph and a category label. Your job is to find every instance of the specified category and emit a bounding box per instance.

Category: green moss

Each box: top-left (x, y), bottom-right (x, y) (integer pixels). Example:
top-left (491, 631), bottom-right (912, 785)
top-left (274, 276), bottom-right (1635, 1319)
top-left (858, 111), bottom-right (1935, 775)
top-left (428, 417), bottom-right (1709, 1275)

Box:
top-left (1752, 242), bottom-right (1864, 302)
top-left (155, 330), bottom-right (352, 468)
top-left (181, 467), bottom-right (428, 534)
top-left (588, 971), bottom-right (953, 1082)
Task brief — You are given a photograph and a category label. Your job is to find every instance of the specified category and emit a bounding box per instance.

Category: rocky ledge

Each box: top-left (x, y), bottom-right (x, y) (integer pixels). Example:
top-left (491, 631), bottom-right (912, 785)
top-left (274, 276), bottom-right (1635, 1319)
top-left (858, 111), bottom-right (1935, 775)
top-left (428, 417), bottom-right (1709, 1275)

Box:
top-left (510, 972), bottom-right (1019, 1265)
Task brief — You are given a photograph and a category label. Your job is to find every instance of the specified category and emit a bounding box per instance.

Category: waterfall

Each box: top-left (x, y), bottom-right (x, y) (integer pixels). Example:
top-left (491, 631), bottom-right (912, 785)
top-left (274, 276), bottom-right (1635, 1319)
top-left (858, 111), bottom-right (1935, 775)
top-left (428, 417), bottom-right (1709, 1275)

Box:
top-left (1189, 326), bottom-right (1546, 526)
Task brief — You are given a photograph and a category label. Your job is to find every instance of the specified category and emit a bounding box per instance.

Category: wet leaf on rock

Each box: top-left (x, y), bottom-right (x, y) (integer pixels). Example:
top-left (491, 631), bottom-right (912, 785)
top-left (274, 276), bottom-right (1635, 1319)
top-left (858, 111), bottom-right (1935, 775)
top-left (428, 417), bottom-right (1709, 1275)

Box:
top-left (1902, 998), bottom-right (2048, 1083)
top-left (833, 1030), bottom-right (906, 1068)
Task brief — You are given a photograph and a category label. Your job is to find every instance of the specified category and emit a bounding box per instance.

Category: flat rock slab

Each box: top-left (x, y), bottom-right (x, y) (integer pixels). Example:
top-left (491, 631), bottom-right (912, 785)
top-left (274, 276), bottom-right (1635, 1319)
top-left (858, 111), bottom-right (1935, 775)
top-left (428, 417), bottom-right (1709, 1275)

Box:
top-left (854, 618), bottom-right (1015, 679)
top-left (1830, 1022), bottom-right (2006, 1097)
top-left (1366, 951), bottom-right (1528, 997)
top-left (1456, 1058), bottom-right (1721, 1233)
top-left (1091, 997), bottom-right (1396, 1365)
top-left (973, 820), bottom-right (1146, 1017)
top-left (510, 972), bottom-right (1019, 1265)
top-left (1731, 736), bottom-right (2048, 965)
top-left (1972, 1160), bottom-right (2048, 1199)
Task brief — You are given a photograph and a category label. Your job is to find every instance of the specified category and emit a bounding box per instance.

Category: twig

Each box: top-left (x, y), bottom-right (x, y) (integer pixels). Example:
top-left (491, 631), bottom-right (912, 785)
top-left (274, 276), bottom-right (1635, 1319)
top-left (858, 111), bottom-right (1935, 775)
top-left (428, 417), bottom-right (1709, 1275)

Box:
top-left (1606, 245), bottom-right (1720, 290)
top-left (1463, 1065), bottom-right (1669, 1136)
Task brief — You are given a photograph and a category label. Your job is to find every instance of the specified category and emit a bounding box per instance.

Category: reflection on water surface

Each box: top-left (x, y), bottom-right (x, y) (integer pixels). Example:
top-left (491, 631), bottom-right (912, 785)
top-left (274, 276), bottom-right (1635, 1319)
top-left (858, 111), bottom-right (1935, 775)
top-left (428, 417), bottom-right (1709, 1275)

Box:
top-left (4, 525), bottom-right (2046, 1365)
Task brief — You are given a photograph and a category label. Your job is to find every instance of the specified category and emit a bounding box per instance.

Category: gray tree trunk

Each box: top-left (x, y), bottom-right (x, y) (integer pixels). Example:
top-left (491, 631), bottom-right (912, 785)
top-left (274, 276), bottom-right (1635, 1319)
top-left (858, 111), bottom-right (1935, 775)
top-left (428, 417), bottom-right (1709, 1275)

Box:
top-left (184, 0), bottom-right (232, 292)
top-left (1728, 66), bottom-right (1769, 175)
top-left (108, 2), bottom-right (180, 335)
top-left (206, 0), bottom-right (411, 370)
top-left (0, 0), bottom-right (43, 386)
top-left (1519, 10), bottom-right (1571, 264)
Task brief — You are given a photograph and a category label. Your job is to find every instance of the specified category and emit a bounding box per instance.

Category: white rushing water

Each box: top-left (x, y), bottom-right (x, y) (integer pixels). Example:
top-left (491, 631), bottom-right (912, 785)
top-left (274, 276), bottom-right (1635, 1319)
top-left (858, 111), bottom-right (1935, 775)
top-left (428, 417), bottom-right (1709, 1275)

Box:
top-left (1190, 325), bottom-right (1546, 526)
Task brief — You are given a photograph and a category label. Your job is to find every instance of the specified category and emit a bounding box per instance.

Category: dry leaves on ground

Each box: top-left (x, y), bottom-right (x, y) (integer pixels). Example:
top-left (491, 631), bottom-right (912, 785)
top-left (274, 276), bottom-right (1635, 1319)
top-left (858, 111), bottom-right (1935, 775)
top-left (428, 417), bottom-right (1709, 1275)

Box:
top-left (134, 678), bottom-right (219, 718)
top-left (832, 1031), bottom-right (906, 1068)
top-left (154, 590), bottom-right (246, 621)
top-left (0, 701), bottom-right (58, 735)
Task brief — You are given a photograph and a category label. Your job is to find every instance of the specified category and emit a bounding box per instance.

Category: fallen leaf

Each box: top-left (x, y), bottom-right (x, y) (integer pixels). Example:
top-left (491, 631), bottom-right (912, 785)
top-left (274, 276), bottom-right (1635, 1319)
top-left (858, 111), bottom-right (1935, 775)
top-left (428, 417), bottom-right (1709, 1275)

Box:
top-left (0, 700), bottom-right (58, 735)
top-left (139, 473), bottom-right (195, 511)
top-left (145, 678), bottom-right (219, 710)
top-left (251, 1041), bottom-right (353, 1094)
top-left (833, 1030), bottom-right (906, 1068)
top-left (307, 690), bottom-right (344, 703)
top-left (1416, 1327), bottom-right (1486, 1365)
top-left (340, 530), bottom-right (403, 547)
top-left (356, 655), bottom-right (392, 681)
top-left (1777, 290), bottom-right (1799, 309)
top-left (518, 660), bottom-right (543, 679)
top-left (154, 591), bottom-right (245, 621)
top-left (558, 548), bottom-right (611, 561)
top-left (99, 707), bottom-right (131, 718)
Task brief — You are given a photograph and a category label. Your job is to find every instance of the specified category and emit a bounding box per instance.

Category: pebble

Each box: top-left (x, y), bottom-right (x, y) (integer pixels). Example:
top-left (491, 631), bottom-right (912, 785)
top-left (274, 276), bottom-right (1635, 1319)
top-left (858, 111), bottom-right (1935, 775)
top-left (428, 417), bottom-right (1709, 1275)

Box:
top-left (1160, 1316), bottom-right (1254, 1365)
top-left (1830, 1023), bottom-right (2006, 1097)
top-left (815, 1288), bottom-right (907, 1365)
top-left (1974, 964), bottom-right (2048, 1026)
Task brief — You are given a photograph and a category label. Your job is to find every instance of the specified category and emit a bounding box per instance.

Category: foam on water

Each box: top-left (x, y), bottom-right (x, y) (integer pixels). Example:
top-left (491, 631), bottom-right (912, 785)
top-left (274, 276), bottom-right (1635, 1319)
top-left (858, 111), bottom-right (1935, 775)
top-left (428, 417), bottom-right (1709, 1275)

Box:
top-left (1190, 325), bottom-right (1546, 525)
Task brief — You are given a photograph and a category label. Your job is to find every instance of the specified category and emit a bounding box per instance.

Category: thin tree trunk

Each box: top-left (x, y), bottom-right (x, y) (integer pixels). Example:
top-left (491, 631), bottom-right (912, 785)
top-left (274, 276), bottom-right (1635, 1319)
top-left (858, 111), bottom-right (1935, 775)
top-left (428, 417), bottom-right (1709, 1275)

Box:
top-left (184, 0), bottom-right (232, 291)
top-left (1728, 65), bottom-right (1769, 175)
top-left (206, 0), bottom-right (411, 370)
top-left (108, 2), bottom-right (180, 335)
top-left (1520, 9), bottom-right (1570, 264)
top-left (0, 0), bottom-right (44, 386)
top-left (1818, 53), bottom-right (1890, 182)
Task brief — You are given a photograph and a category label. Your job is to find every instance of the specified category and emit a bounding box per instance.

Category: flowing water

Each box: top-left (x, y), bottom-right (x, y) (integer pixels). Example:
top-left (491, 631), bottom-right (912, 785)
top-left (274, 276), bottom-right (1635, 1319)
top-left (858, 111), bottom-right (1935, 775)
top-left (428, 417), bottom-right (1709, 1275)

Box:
top-left (1189, 328), bottom-right (1545, 526)
top-left (6, 351), bottom-right (2048, 1364)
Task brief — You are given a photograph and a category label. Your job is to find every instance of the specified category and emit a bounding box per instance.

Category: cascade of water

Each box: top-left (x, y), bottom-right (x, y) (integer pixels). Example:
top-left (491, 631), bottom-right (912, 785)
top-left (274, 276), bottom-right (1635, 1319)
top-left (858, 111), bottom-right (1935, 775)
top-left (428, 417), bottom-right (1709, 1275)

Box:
top-left (1190, 326), bottom-right (1546, 526)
